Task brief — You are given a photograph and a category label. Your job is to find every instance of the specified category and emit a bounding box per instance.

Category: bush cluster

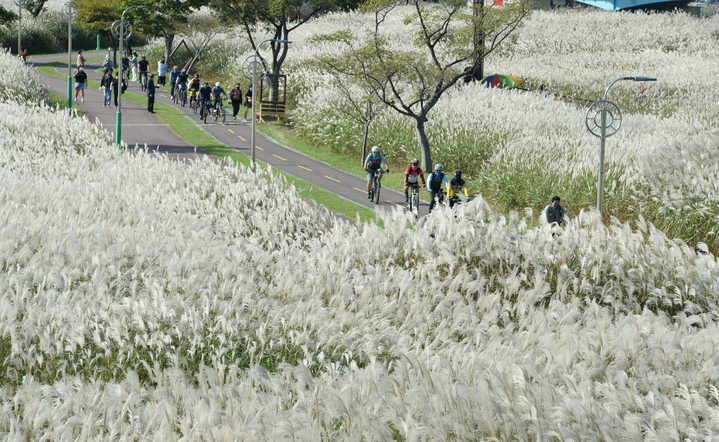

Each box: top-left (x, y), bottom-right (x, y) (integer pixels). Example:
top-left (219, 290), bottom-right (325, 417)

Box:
top-left (0, 12), bottom-right (96, 55)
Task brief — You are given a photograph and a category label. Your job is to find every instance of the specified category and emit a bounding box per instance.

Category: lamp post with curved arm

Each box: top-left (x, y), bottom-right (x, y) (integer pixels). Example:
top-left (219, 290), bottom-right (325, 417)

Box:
top-left (242, 39), bottom-right (291, 171)
top-left (63, 2), bottom-right (78, 114)
top-left (114, 5), bottom-right (148, 146)
top-left (586, 76), bottom-right (656, 214)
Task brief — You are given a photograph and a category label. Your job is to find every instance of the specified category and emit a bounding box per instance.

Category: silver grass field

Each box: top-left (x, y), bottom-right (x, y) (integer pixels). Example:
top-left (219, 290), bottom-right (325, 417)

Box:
top-left (1, 10), bottom-right (719, 441)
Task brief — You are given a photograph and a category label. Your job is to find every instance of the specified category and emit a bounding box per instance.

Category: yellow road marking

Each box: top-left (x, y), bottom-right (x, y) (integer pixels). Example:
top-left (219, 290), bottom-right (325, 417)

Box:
top-left (298, 165), bottom-right (312, 172)
top-left (238, 135), bottom-right (246, 141)
top-left (387, 201), bottom-right (403, 207)
top-left (354, 187), bottom-right (365, 193)
top-left (273, 154), bottom-right (286, 161)
top-left (324, 175), bottom-right (340, 183)
top-left (256, 146), bottom-right (264, 151)
top-left (228, 129), bottom-right (234, 133)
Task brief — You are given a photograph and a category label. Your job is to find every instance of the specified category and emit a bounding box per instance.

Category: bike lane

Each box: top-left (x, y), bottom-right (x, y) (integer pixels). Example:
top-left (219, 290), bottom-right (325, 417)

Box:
top-left (31, 52), bottom-right (431, 217)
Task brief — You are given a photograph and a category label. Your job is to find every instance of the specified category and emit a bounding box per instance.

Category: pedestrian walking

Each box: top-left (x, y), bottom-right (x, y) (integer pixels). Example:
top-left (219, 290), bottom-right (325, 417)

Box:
top-left (101, 69), bottom-right (113, 107)
top-left (157, 56), bottom-right (167, 87)
top-left (229, 83), bottom-right (243, 120)
top-left (112, 71), bottom-right (126, 108)
top-left (72, 67), bottom-right (87, 102)
top-left (76, 49), bottom-right (85, 68)
top-left (130, 52), bottom-right (138, 81)
top-left (243, 83), bottom-right (253, 119)
top-left (147, 74), bottom-right (156, 113)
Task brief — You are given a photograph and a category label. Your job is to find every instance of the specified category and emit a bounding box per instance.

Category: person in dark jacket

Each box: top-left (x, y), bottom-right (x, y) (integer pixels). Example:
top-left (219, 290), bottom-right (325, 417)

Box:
top-left (147, 74), bottom-right (156, 113)
top-left (112, 71), bottom-right (127, 108)
top-left (545, 196), bottom-right (567, 227)
top-left (229, 83), bottom-right (243, 120)
top-left (72, 67), bottom-right (87, 102)
top-left (100, 69), bottom-right (113, 107)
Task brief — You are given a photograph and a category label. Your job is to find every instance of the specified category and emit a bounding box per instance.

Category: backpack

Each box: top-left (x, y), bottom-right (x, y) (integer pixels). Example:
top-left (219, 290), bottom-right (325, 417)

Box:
top-left (429, 172), bottom-right (444, 192)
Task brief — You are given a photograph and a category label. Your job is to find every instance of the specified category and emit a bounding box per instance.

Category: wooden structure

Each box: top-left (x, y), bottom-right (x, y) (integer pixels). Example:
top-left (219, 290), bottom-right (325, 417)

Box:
top-left (169, 39), bottom-right (194, 72)
top-left (258, 74), bottom-right (287, 122)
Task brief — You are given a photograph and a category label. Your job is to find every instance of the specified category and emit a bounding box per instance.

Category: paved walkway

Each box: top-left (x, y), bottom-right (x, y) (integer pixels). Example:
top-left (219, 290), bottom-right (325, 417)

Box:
top-left (30, 51), bottom-right (430, 216)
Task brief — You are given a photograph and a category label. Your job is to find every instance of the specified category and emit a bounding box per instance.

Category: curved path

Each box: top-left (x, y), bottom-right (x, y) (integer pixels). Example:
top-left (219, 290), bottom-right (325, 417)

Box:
top-left (30, 51), bottom-right (430, 217)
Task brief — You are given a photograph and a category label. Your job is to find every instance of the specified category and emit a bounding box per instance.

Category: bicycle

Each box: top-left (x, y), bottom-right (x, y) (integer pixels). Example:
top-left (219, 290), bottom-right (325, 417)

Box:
top-left (189, 93), bottom-right (199, 114)
top-left (139, 71), bottom-right (148, 92)
top-left (366, 168), bottom-right (386, 205)
top-left (199, 99), bottom-right (210, 124)
top-left (406, 182), bottom-right (422, 215)
top-left (178, 84), bottom-right (187, 107)
top-left (172, 84), bottom-right (178, 104)
top-left (213, 99), bottom-right (226, 123)
top-left (428, 188), bottom-right (445, 213)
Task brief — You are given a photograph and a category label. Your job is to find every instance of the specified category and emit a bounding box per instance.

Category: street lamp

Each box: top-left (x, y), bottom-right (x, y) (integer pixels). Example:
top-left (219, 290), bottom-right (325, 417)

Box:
top-left (241, 39), bottom-right (291, 171)
top-left (63, 1), bottom-right (78, 115)
top-left (586, 76), bottom-right (656, 214)
top-left (113, 5), bottom-right (148, 146)
top-left (13, 0), bottom-right (27, 58)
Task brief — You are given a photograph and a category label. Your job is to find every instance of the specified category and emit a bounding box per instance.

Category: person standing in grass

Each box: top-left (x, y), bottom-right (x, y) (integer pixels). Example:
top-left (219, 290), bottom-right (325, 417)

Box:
top-left (72, 67), bottom-right (87, 102)
top-left (545, 196), bottom-right (566, 227)
top-left (147, 74), bottom-right (156, 113)
top-left (76, 50), bottom-right (85, 68)
top-left (229, 83), bottom-right (242, 120)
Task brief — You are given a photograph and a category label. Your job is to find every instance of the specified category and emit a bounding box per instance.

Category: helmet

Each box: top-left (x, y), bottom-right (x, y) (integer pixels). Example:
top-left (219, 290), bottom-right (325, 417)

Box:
top-left (105, 54), bottom-right (110, 59)
top-left (454, 169), bottom-right (462, 176)
top-left (435, 164), bottom-right (443, 172)
top-left (411, 158), bottom-right (419, 166)
top-left (371, 146), bottom-right (379, 154)
top-left (194, 73), bottom-right (199, 78)
top-left (182, 68), bottom-right (186, 73)
top-left (215, 82), bottom-right (221, 87)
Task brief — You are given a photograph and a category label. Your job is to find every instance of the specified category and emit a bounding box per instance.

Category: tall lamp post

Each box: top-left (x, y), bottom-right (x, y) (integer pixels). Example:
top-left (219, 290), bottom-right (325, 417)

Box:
top-left (13, 0), bottom-right (27, 57)
top-left (63, 1), bottom-right (78, 115)
top-left (241, 39), bottom-right (291, 172)
top-left (586, 76), bottom-right (656, 214)
top-left (113, 5), bottom-right (148, 146)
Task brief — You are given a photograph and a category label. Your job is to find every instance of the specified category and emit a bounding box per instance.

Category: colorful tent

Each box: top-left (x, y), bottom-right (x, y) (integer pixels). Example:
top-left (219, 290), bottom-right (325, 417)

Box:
top-left (481, 74), bottom-right (526, 89)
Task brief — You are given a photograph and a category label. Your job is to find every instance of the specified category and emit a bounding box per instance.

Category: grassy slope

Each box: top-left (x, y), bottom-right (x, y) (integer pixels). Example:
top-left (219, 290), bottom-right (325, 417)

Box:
top-left (35, 61), bottom-right (379, 224)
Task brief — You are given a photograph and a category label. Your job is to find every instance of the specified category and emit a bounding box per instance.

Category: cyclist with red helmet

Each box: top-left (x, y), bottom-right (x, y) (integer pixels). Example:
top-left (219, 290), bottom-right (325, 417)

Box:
top-left (404, 158), bottom-right (426, 203)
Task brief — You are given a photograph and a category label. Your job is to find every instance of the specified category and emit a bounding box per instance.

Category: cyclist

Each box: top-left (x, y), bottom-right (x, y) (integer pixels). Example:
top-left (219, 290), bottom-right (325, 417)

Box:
top-left (189, 73), bottom-right (202, 104)
top-left (198, 81), bottom-right (213, 118)
top-left (427, 164), bottom-right (449, 213)
top-left (176, 69), bottom-right (189, 103)
top-left (212, 82), bottom-right (228, 113)
top-left (103, 54), bottom-right (113, 72)
top-left (169, 65), bottom-right (182, 100)
top-left (121, 53), bottom-right (130, 79)
top-left (545, 196), bottom-right (566, 227)
top-left (404, 158), bottom-right (426, 204)
top-left (364, 145), bottom-right (390, 199)
top-left (447, 169), bottom-right (470, 208)
top-left (138, 56), bottom-right (149, 87)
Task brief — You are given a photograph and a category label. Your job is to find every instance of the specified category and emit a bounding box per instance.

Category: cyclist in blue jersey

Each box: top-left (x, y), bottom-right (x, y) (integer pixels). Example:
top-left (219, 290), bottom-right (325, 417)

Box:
top-left (363, 145), bottom-right (390, 199)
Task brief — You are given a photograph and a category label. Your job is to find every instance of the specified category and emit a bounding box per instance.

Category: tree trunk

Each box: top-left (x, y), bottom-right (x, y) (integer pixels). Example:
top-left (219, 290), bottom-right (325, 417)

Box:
top-left (415, 118), bottom-right (432, 172)
top-left (266, 75), bottom-right (279, 103)
top-left (164, 33), bottom-right (175, 62)
top-left (361, 120), bottom-right (370, 166)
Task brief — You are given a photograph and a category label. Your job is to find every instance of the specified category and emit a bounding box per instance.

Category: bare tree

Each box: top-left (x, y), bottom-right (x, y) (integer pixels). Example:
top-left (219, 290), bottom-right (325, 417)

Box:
top-left (312, 0), bottom-right (533, 172)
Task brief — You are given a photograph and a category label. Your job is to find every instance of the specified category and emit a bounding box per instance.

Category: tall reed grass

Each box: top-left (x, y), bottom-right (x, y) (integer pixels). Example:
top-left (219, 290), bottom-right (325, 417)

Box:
top-left (1, 49), bottom-right (719, 440)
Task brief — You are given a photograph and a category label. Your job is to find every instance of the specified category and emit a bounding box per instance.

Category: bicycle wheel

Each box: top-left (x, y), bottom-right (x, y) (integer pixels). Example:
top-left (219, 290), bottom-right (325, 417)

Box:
top-left (173, 88), bottom-right (178, 104)
top-left (411, 192), bottom-right (419, 214)
top-left (373, 178), bottom-right (381, 204)
top-left (220, 105), bottom-right (226, 123)
top-left (213, 104), bottom-right (219, 121)
top-left (202, 104), bottom-right (207, 123)
top-left (180, 89), bottom-right (186, 107)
